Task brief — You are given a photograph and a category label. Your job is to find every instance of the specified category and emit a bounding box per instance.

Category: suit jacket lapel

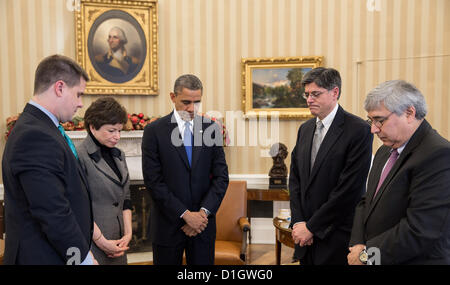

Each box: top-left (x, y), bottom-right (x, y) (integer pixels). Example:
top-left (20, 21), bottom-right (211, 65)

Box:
top-left (308, 106), bottom-right (345, 185)
top-left (84, 134), bottom-right (126, 187)
top-left (366, 148), bottom-right (390, 199)
top-left (363, 147), bottom-right (390, 220)
top-left (301, 119), bottom-right (315, 182)
top-left (114, 155), bottom-right (129, 185)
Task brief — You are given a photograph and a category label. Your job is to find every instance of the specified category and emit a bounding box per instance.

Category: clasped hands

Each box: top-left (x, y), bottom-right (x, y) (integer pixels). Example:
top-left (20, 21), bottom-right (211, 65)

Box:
top-left (291, 222), bottom-right (314, 247)
top-left (181, 210), bottom-right (208, 237)
top-left (96, 234), bottom-right (132, 258)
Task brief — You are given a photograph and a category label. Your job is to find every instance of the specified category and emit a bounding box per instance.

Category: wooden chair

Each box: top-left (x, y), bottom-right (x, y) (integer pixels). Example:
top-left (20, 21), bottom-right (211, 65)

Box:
top-left (214, 181), bottom-right (250, 265)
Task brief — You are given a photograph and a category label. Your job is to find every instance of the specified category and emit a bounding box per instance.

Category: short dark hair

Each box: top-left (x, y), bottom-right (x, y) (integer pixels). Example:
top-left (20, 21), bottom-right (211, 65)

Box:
top-left (301, 67), bottom-right (342, 99)
top-left (84, 97), bottom-right (128, 132)
top-left (173, 74), bottom-right (203, 95)
top-left (34, 54), bottom-right (89, 95)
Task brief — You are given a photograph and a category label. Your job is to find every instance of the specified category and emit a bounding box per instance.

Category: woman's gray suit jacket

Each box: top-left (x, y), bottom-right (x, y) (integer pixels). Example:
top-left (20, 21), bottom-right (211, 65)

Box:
top-left (77, 134), bottom-right (131, 265)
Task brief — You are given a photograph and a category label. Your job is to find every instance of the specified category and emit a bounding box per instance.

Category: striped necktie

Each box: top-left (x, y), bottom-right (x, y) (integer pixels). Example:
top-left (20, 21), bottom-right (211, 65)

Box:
top-left (58, 125), bottom-right (79, 160)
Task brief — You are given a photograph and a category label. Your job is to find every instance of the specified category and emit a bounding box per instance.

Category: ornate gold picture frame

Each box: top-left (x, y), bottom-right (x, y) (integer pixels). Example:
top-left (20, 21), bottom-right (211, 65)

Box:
top-left (75, 0), bottom-right (158, 95)
top-left (242, 56), bottom-right (323, 119)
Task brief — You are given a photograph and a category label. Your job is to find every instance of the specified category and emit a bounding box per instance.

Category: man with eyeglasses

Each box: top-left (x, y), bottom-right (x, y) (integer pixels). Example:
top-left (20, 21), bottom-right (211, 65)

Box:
top-left (348, 80), bottom-right (450, 265)
top-left (289, 67), bottom-right (373, 265)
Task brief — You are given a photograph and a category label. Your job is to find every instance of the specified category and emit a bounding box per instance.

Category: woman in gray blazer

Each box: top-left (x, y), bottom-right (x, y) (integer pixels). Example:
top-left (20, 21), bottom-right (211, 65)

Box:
top-left (77, 97), bottom-right (132, 265)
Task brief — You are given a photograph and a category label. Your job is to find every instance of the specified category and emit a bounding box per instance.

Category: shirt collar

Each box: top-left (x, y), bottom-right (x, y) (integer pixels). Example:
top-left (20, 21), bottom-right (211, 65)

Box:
top-left (29, 99), bottom-right (60, 127)
top-left (173, 108), bottom-right (193, 128)
top-left (316, 103), bottom-right (339, 131)
top-left (393, 139), bottom-right (409, 155)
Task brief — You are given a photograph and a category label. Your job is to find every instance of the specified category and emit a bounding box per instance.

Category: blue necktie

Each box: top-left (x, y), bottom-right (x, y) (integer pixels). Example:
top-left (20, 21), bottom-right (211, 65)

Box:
top-left (184, 121), bottom-right (192, 166)
top-left (58, 125), bottom-right (79, 160)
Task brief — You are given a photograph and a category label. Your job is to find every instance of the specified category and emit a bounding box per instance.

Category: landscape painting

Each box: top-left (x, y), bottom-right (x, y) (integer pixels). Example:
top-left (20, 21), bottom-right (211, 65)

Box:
top-left (251, 67), bottom-right (311, 109)
top-left (242, 56), bottom-right (323, 119)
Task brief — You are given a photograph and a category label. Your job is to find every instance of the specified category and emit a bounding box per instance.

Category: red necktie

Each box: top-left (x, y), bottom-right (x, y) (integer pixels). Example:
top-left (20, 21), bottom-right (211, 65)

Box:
top-left (373, 149), bottom-right (399, 200)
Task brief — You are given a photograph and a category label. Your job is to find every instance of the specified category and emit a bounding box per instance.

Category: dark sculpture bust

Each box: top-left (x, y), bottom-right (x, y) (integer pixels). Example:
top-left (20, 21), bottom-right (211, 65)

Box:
top-left (268, 143), bottom-right (288, 189)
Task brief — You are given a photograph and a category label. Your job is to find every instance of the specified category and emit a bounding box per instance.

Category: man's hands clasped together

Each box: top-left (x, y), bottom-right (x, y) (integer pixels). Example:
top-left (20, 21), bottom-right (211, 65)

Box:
top-left (181, 210), bottom-right (208, 237)
top-left (292, 222), bottom-right (314, 247)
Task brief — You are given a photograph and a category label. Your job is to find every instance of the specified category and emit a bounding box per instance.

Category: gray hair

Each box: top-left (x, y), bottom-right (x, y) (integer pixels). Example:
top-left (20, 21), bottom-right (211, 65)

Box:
top-left (173, 74), bottom-right (203, 94)
top-left (109, 27), bottom-right (128, 45)
top-left (364, 80), bottom-right (427, 119)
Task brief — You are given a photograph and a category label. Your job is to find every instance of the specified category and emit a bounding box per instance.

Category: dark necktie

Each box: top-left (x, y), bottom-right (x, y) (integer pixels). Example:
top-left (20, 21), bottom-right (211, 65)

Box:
top-left (373, 149), bottom-right (399, 199)
top-left (58, 125), bottom-right (79, 160)
top-left (184, 121), bottom-right (192, 166)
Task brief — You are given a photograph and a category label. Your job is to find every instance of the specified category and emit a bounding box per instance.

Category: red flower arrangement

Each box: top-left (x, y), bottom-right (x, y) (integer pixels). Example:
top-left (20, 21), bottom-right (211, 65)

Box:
top-left (124, 113), bottom-right (159, 131)
top-left (60, 116), bottom-right (85, 131)
top-left (5, 114), bottom-right (20, 140)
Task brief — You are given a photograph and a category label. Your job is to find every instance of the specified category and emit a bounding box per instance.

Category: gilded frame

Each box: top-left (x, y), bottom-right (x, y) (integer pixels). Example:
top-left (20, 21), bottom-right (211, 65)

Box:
top-left (242, 56), bottom-right (323, 119)
top-left (75, 0), bottom-right (158, 95)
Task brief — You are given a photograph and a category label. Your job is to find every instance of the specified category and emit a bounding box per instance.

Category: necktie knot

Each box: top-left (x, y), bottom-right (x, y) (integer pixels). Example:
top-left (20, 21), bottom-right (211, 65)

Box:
top-left (316, 120), bottom-right (324, 129)
top-left (391, 149), bottom-right (399, 159)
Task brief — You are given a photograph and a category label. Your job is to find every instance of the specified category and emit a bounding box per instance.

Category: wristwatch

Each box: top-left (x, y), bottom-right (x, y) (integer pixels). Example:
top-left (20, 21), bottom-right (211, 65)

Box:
top-left (359, 248), bottom-right (368, 265)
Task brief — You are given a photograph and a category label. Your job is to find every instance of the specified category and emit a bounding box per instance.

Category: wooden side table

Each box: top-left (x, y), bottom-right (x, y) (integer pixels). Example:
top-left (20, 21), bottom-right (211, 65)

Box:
top-left (246, 186), bottom-right (289, 244)
top-left (273, 217), bottom-right (295, 265)
top-left (247, 187), bottom-right (290, 201)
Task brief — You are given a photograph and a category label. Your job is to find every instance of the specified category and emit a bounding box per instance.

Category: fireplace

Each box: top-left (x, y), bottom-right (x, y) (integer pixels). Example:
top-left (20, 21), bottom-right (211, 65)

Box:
top-left (128, 182), bottom-right (152, 252)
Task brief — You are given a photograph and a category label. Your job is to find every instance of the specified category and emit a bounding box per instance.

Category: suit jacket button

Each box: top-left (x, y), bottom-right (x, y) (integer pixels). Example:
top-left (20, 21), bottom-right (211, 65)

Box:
top-left (113, 202), bottom-right (119, 207)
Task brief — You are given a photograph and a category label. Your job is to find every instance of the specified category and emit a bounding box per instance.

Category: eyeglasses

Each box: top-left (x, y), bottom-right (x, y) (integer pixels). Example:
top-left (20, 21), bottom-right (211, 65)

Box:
top-left (366, 112), bottom-right (394, 128)
top-left (302, 91), bottom-right (325, 100)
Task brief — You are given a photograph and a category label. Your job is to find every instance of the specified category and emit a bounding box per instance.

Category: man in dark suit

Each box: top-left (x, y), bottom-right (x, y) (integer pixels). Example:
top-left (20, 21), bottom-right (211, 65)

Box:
top-left (142, 74), bottom-right (229, 265)
top-left (348, 80), bottom-right (450, 265)
top-left (289, 67), bottom-right (373, 265)
top-left (2, 55), bottom-right (94, 265)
